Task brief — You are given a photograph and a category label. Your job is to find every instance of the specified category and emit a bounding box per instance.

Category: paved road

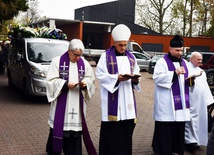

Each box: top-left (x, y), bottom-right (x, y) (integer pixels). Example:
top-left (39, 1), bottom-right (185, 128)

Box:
top-left (0, 62), bottom-right (207, 155)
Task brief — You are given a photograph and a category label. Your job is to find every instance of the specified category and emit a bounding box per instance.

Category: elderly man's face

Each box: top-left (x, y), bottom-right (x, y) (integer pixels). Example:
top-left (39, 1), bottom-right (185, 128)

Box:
top-left (68, 49), bottom-right (82, 63)
top-left (114, 41), bottom-right (128, 53)
top-left (191, 54), bottom-right (202, 67)
top-left (169, 47), bottom-right (183, 58)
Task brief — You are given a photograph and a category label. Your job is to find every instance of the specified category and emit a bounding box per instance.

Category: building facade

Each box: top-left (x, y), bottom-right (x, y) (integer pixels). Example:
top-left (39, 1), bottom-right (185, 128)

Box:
top-left (29, 0), bottom-right (214, 52)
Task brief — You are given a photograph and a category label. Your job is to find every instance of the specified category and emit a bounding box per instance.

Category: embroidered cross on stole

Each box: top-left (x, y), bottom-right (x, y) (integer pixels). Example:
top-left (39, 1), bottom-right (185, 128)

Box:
top-left (52, 51), bottom-right (97, 154)
top-left (106, 46), bottom-right (137, 121)
top-left (164, 54), bottom-right (190, 110)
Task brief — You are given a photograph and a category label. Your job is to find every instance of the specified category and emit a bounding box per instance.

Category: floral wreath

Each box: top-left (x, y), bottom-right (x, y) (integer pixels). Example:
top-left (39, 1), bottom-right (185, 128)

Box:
top-left (8, 25), bottom-right (67, 40)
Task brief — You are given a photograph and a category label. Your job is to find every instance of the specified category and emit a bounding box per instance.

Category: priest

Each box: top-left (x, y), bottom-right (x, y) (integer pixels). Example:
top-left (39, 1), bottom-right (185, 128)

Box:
top-left (96, 24), bottom-right (141, 155)
top-left (152, 35), bottom-right (191, 155)
top-left (185, 51), bottom-right (214, 152)
top-left (45, 39), bottom-right (96, 155)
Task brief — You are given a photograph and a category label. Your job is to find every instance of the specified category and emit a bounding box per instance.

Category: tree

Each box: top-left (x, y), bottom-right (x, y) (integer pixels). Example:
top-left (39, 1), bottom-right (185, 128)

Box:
top-left (171, 0), bottom-right (201, 37)
top-left (198, 0), bottom-right (214, 37)
top-left (17, 0), bottom-right (41, 25)
top-left (136, 0), bottom-right (173, 35)
top-left (136, 0), bottom-right (214, 37)
top-left (205, 0), bottom-right (214, 37)
top-left (0, 0), bottom-right (28, 34)
top-left (169, 0), bottom-right (188, 36)
top-left (206, 22), bottom-right (214, 37)
top-left (0, 0), bottom-right (28, 23)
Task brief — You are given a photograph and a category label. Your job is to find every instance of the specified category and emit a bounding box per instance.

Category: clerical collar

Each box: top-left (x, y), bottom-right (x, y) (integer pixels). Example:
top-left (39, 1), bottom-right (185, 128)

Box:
top-left (168, 52), bottom-right (180, 62)
top-left (114, 47), bottom-right (126, 56)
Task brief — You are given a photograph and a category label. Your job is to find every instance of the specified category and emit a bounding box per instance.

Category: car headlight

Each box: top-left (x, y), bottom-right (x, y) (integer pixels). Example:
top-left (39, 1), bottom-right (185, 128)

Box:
top-left (30, 66), bottom-right (46, 77)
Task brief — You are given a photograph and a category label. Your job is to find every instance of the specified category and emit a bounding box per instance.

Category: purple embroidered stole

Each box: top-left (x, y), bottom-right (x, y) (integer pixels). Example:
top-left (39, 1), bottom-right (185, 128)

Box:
top-left (52, 52), bottom-right (69, 153)
top-left (164, 54), bottom-right (190, 110)
top-left (106, 46), bottom-right (137, 121)
top-left (78, 62), bottom-right (97, 155)
top-left (53, 52), bottom-right (97, 154)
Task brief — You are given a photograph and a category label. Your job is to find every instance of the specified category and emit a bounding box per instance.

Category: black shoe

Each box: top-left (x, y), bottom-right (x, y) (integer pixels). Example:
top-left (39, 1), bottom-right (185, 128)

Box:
top-left (185, 143), bottom-right (200, 152)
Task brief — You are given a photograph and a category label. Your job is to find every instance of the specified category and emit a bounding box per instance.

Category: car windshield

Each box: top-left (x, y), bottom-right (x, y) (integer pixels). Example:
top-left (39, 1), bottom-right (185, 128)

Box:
top-left (27, 42), bottom-right (68, 63)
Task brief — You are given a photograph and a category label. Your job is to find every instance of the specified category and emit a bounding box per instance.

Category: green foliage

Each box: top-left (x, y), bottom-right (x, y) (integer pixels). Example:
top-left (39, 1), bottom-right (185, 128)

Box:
top-left (136, 0), bottom-right (214, 37)
top-left (205, 15), bottom-right (214, 37)
top-left (206, 26), bottom-right (214, 37)
top-left (0, 0), bottom-right (29, 23)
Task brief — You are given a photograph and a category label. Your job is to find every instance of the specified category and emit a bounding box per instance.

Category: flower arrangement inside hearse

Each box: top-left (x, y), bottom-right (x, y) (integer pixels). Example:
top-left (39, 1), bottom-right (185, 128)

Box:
top-left (8, 25), bottom-right (67, 40)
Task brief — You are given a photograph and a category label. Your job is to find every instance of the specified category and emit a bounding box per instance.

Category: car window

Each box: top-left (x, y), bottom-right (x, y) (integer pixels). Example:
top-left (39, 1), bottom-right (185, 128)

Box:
top-left (132, 44), bottom-right (142, 52)
top-left (133, 53), bottom-right (147, 60)
top-left (27, 42), bottom-right (68, 63)
top-left (202, 54), bottom-right (213, 63)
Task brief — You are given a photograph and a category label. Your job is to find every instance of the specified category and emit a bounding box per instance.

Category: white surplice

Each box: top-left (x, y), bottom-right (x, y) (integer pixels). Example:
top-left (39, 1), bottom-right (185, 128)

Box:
top-left (96, 52), bottom-right (141, 122)
top-left (185, 62), bottom-right (214, 146)
top-left (153, 57), bottom-right (190, 122)
top-left (46, 56), bottom-right (95, 131)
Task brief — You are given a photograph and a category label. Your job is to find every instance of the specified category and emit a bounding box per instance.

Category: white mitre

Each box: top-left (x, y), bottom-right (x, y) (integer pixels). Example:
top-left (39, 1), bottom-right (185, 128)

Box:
top-left (111, 24), bottom-right (131, 41)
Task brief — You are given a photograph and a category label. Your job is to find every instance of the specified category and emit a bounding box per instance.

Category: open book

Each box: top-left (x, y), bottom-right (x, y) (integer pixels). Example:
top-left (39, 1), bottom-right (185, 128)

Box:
top-left (185, 71), bottom-right (203, 80)
top-left (122, 74), bottom-right (141, 79)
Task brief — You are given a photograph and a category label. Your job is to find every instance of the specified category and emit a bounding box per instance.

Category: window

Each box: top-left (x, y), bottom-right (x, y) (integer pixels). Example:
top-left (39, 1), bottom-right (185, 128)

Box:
top-left (203, 54), bottom-right (213, 63)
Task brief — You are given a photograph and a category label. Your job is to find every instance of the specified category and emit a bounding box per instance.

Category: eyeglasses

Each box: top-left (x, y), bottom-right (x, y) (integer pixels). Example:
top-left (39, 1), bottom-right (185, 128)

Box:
top-left (70, 50), bottom-right (82, 57)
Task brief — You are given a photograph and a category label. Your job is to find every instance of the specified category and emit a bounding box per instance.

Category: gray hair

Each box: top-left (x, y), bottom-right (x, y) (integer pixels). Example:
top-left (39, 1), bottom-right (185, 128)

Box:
top-left (68, 39), bottom-right (85, 52)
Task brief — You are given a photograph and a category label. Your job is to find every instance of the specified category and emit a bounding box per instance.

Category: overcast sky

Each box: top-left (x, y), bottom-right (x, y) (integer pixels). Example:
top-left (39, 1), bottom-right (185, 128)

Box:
top-left (37, 0), bottom-right (116, 20)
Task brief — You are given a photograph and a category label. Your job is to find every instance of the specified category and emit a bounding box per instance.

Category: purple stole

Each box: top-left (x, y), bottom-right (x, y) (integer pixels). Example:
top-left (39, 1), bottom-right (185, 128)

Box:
top-left (106, 46), bottom-right (137, 121)
top-left (53, 52), bottom-right (97, 154)
top-left (163, 54), bottom-right (190, 110)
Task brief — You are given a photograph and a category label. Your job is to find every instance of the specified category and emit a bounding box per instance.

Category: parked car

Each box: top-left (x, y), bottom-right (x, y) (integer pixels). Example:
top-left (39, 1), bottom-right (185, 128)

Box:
top-left (127, 41), bottom-right (151, 58)
top-left (198, 52), bottom-right (214, 86)
top-left (148, 53), bottom-right (165, 74)
top-left (183, 51), bottom-right (214, 86)
top-left (131, 51), bottom-right (151, 71)
top-left (7, 38), bottom-right (69, 99)
top-left (182, 51), bottom-right (192, 61)
top-left (83, 41), bottom-right (151, 64)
